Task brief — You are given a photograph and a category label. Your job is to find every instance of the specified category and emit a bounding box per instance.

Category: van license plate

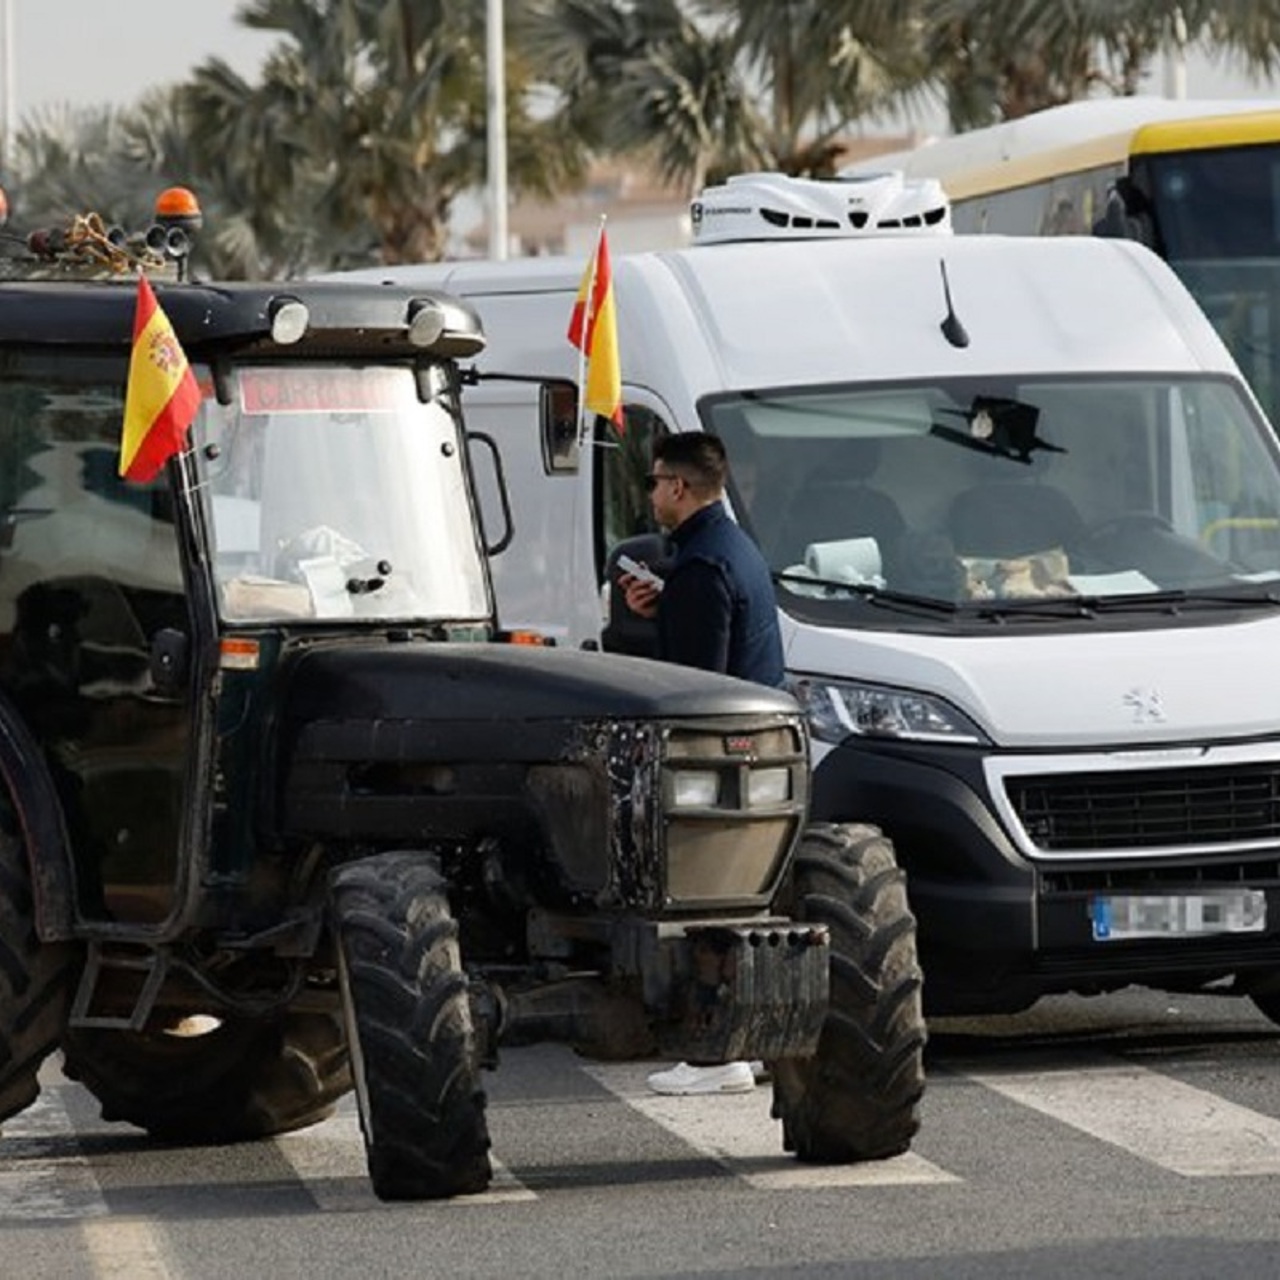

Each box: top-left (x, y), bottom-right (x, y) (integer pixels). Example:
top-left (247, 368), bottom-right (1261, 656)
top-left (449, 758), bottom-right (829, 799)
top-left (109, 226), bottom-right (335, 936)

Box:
top-left (1089, 890), bottom-right (1266, 942)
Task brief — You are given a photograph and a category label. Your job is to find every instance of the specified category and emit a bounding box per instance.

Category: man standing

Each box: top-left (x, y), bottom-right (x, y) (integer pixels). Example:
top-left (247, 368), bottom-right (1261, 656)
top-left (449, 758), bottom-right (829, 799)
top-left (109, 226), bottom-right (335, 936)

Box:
top-left (620, 431), bottom-right (784, 1095)
top-left (620, 431), bottom-right (783, 687)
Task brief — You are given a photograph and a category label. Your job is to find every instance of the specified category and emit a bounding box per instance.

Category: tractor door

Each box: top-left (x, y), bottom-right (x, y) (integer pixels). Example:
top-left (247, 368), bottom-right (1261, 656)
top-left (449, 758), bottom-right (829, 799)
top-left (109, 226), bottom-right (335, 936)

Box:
top-left (0, 352), bottom-right (197, 924)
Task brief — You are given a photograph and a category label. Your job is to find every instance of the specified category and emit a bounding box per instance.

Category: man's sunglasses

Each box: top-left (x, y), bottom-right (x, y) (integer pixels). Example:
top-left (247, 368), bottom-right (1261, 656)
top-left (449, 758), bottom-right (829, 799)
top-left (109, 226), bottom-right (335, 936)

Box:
top-left (644, 472), bottom-right (679, 492)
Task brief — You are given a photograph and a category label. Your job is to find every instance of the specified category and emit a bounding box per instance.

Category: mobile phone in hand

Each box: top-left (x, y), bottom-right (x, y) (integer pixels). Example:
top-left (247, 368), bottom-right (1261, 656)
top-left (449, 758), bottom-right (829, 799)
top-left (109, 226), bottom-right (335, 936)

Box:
top-left (617, 554), bottom-right (664, 591)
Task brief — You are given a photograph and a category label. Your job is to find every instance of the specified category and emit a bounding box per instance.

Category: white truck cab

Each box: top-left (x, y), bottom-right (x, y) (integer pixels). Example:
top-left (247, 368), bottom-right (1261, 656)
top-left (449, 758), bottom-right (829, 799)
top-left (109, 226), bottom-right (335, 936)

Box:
top-left (345, 171), bottom-right (1280, 1021)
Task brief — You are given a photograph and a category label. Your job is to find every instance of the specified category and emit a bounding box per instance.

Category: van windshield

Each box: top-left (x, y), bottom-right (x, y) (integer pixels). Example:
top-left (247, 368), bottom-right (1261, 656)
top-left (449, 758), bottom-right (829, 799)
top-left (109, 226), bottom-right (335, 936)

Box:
top-left (194, 364), bottom-right (491, 625)
top-left (705, 375), bottom-right (1280, 618)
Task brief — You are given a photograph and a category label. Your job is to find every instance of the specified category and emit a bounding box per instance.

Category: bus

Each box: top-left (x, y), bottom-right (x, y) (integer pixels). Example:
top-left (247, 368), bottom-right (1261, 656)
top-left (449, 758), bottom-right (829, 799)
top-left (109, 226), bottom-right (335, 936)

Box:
top-left (843, 96), bottom-right (1280, 420)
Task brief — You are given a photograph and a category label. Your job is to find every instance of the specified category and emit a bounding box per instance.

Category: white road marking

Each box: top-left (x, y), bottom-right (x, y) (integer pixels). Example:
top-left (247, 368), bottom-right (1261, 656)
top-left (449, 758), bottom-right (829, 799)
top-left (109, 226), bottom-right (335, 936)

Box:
top-left (583, 1064), bottom-right (957, 1188)
top-left (1, 1086), bottom-right (177, 1277)
top-left (968, 1056), bottom-right (1280, 1176)
top-left (0, 1091), bottom-right (109, 1219)
top-left (82, 1218), bottom-right (176, 1279)
top-left (274, 1103), bottom-right (536, 1208)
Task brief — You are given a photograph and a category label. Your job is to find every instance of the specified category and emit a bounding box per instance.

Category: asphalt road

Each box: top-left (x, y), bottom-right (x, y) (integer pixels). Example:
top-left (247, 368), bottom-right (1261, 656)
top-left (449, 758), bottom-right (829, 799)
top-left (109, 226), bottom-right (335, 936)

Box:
top-left (6, 987), bottom-right (1280, 1280)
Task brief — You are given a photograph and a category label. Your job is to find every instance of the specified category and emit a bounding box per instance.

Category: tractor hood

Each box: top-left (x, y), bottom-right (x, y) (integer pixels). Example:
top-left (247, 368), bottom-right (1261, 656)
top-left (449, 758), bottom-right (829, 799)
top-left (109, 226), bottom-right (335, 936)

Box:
top-left (277, 640), bottom-right (795, 730)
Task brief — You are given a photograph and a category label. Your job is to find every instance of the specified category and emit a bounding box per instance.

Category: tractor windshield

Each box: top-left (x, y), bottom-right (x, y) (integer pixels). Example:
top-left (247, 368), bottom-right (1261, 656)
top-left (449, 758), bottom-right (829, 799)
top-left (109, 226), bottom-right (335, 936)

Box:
top-left (194, 363), bottom-right (491, 625)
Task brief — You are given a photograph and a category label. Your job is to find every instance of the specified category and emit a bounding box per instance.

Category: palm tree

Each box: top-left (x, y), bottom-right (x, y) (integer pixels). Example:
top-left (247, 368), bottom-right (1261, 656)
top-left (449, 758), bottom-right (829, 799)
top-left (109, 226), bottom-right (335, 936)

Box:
top-left (716, 0), bottom-right (929, 171)
top-left (924, 2), bottom-right (1280, 130)
top-left (178, 0), bottom-right (588, 273)
top-left (517, 0), bottom-right (930, 192)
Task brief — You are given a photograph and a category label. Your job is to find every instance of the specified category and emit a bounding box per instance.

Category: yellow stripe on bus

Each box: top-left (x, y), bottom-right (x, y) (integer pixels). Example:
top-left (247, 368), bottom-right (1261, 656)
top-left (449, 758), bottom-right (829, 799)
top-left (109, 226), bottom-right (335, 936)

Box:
top-left (1132, 110), bottom-right (1280, 155)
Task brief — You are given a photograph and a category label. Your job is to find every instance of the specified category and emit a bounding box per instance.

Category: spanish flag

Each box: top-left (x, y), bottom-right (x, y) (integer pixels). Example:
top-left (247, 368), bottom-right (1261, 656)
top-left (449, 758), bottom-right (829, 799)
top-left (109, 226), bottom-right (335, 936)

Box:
top-left (567, 224), bottom-right (622, 429)
top-left (118, 275), bottom-right (201, 483)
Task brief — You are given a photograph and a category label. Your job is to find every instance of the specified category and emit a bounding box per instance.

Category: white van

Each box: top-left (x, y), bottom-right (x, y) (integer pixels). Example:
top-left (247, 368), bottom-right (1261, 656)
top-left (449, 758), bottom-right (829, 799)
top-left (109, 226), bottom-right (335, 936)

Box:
top-left (347, 172), bottom-right (1280, 1021)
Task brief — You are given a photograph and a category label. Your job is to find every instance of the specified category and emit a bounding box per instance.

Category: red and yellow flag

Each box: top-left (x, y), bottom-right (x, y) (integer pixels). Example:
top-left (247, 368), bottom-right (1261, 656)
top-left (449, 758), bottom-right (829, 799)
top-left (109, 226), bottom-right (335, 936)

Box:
top-left (567, 225), bottom-right (622, 429)
top-left (118, 275), bottom-right (201, 483)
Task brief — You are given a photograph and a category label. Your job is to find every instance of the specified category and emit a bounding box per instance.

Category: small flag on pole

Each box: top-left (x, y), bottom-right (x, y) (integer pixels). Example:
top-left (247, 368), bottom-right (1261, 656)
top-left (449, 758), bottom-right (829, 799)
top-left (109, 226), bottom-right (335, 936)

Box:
top-left (118, 275), bottom-right (201, 483)
top-left (567, 223), bottom-right (622, 433)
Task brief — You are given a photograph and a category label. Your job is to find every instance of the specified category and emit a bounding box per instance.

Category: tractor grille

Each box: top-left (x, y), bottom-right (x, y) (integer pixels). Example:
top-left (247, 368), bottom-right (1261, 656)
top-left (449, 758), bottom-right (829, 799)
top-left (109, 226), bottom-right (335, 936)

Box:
top-left (1007, 763), bottom-right (1280, 853)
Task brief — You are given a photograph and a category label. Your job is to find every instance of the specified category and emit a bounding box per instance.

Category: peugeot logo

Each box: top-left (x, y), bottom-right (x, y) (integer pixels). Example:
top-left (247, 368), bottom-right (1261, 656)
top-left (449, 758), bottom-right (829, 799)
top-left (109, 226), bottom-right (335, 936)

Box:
top-left (1123, 687), bottom-right (1166, 724)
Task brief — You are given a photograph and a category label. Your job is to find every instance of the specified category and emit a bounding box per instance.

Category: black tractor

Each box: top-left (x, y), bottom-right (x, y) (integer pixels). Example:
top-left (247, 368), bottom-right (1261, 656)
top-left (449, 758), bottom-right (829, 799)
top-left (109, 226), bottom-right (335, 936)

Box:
top-left (0, 203), bottom-right (925, 1199)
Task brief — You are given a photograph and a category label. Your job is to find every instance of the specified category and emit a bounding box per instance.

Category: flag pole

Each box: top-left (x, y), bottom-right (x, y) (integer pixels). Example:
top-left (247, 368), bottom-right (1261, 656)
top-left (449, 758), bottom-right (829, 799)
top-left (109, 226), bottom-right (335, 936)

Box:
top-left (576, 215), bottom-right (606, 447)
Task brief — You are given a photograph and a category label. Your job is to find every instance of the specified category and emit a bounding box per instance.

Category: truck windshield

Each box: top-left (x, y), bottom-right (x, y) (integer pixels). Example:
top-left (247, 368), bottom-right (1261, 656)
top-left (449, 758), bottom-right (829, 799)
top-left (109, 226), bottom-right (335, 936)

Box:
top-left (194, 364), bottom-right (490, 625)
top-left (705, 374), bottom-right (1280, 618)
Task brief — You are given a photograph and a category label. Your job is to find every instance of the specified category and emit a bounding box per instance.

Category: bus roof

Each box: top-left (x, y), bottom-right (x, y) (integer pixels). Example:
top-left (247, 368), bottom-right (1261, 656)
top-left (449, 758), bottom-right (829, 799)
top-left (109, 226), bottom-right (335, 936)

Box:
top-left (845, 96), bottom-right (1280, 200)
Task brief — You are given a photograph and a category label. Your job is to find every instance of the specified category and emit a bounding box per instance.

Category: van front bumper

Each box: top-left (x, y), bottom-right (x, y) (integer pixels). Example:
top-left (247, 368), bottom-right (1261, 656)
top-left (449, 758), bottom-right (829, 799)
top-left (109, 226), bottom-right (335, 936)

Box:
top-left (810, 740), bottom-right (1280, 1014)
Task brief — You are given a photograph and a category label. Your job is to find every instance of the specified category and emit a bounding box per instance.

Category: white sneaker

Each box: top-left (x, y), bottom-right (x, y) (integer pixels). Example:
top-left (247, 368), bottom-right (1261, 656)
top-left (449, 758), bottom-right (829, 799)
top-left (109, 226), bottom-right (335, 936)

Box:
top-left (646, 1061), bottom-right (756, 1095)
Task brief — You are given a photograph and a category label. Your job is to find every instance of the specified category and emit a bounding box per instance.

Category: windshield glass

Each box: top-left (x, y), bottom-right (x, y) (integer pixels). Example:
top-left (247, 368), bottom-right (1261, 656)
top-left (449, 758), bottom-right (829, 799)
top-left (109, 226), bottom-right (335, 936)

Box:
top-left (705, 374), bottom-right (1280, 621)
top-left (194, 364), bottom-right (490, 624)
top-left (1140, 144), bottom-right (1280, 424)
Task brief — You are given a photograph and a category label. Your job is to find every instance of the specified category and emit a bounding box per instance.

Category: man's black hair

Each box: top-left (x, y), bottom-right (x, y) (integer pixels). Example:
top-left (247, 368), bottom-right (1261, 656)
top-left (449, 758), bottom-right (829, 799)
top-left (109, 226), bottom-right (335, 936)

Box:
top-left (653, 431), bottom-right (727, 493)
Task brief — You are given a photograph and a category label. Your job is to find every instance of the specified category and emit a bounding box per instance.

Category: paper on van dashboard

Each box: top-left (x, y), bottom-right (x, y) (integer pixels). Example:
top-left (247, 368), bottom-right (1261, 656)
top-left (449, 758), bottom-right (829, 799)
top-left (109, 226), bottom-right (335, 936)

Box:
top-left (1066, 570), bottom-right (1158, 596)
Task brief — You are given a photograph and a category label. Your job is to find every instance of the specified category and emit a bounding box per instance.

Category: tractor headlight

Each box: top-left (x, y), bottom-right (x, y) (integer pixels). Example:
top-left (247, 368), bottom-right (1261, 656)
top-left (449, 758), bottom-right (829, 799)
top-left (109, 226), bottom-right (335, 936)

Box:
top-left (746, 766), bottom-right (791, 807)
top-left (787, 675), bottom-right (989, 745)
top-left (672, 770), bottom-right (721, 808)
top-left (662, 723), bottom-right (807, 906)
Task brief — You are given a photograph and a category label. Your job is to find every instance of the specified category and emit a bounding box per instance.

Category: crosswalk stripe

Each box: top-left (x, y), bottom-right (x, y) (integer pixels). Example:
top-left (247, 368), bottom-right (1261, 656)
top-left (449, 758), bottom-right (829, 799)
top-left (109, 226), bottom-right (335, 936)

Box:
top-left (0, 1091), bottom-right (109, 1220)
top-left (1, 1086), bottom-right (176, 1277)
top-left (274, 1102), bottom-right (537, 1207)
top-left (582, 1063), bottom-right (957, 1188)
top-left (82, 1219), bottom-right (176, 1280)
top-left (967, 1056), bottom-right (1280, 1176)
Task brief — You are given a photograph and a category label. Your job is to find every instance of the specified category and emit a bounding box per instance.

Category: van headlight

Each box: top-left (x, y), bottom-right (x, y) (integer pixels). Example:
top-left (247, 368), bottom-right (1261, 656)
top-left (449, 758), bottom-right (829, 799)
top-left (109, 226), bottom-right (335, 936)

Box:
top-left (787, 675), bottom-right (988, 745)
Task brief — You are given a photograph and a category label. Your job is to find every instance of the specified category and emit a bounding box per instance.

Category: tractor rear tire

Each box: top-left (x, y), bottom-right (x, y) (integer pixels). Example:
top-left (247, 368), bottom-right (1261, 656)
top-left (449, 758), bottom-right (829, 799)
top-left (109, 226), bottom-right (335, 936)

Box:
top-left (62, 1010), bottom-right (351, 1141)
top-left (0, 811), bottom-right (81, 1124)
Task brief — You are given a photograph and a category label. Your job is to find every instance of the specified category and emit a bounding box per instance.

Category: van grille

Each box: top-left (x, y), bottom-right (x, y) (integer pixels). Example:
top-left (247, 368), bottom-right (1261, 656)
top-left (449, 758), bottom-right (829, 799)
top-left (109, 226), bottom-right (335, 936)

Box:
top-left (1008, 764), bottom-right (1280, 853)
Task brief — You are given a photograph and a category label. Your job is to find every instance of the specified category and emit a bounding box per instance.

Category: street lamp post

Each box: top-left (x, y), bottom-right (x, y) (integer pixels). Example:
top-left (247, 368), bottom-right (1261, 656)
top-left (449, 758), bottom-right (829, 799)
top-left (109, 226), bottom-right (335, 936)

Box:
top-left (0, 0), bottom-right (13, 174)
top-left (486, 0), bottom-right (509, 261)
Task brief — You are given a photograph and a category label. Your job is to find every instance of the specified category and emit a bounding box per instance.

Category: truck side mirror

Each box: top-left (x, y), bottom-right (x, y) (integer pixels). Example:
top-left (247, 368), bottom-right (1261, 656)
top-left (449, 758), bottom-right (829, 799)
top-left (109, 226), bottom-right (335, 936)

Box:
top-left (602, 532), bottom-right (669, 658)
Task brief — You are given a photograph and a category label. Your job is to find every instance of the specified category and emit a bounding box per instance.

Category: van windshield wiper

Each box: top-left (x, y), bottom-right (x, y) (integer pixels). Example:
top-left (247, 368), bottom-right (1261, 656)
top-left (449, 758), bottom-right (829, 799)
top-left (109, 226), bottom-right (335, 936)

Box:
top-left (774, 571), bottom-right (958, 616)
top-left (1085, 586), bottom-right (1280, 613)
top-left (969, 596), bottom-right (1097, 621)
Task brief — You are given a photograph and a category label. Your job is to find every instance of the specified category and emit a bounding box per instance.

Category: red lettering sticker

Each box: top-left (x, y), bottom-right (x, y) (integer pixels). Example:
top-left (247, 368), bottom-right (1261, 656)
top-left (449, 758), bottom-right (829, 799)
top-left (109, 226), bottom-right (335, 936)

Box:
top-left (239, 367), bottom-right (409, 415)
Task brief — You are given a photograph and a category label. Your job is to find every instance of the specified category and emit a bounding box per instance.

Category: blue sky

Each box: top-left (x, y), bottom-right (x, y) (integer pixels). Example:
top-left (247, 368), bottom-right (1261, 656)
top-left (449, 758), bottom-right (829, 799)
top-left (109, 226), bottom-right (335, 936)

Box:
top-left (7, 0), bottom-right (1278, 130)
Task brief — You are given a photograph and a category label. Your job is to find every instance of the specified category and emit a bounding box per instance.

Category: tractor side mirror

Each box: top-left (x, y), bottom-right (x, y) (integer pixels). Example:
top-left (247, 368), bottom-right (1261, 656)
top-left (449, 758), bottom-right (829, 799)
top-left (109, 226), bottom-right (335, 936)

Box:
top-left (149, 628), bottom-right (190, 699)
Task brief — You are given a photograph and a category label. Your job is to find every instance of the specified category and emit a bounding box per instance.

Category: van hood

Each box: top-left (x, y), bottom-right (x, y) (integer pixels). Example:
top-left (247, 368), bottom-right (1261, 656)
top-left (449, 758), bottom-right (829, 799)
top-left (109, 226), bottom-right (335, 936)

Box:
top-left (783, 613), bottom-right (1280, 749)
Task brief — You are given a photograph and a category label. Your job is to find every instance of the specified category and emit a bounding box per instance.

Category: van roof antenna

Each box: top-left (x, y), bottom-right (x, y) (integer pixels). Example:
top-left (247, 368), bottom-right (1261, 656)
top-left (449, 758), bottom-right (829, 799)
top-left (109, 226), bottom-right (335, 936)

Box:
top-left (939, 259), bottom-right (970, 349)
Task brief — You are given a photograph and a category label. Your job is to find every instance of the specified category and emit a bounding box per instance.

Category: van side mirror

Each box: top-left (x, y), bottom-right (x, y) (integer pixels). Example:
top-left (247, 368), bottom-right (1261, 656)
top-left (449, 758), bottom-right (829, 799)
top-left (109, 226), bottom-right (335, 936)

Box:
top-left (540, 380), bottom-right (580, 473)
top-left (602, 533), bottom-right (670, 658)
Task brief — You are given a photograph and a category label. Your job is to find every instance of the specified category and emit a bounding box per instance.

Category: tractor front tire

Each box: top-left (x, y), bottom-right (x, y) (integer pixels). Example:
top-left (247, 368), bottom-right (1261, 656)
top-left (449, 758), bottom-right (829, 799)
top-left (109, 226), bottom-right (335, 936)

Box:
top-left (330, 851), bottom-right (491, 1201)
top-left (770, 822), bottom-right (926, 1162)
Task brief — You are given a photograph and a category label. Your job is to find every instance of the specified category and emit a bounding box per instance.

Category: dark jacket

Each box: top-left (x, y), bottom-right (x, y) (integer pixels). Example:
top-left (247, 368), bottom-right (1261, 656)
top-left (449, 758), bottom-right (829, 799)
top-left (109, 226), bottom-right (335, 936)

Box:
top-left (658, 501), bottom-right (785, 687)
